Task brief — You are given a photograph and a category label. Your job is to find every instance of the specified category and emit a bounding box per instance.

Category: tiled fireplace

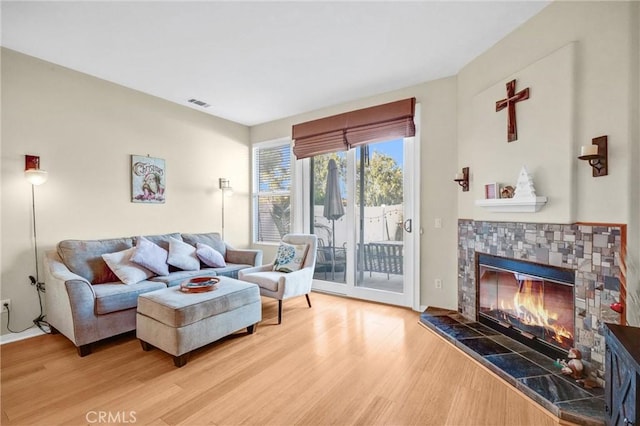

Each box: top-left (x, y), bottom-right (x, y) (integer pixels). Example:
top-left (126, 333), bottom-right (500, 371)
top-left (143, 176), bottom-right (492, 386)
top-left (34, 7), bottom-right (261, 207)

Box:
top-left (416, 220), bottom-right (626, 424)
top-left (458, 220), bottom-right (626, 382)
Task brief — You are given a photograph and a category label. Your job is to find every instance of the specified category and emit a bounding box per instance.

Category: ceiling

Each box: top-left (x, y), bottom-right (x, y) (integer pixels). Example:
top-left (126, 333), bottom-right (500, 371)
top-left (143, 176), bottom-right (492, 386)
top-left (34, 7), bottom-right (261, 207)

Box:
top-left (1, 1), bottom-right (550, 126)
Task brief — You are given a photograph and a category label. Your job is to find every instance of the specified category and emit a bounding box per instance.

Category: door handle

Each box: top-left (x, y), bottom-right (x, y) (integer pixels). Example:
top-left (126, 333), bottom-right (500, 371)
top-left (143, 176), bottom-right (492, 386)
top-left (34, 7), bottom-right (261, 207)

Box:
top-left (404, 219), bottom-right (412, 233)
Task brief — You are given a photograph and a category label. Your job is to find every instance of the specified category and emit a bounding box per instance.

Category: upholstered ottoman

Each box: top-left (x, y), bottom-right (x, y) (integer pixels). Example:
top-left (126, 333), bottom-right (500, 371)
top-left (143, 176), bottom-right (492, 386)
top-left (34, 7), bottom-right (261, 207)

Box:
top-left (136, 277), bottom-right (261, 367)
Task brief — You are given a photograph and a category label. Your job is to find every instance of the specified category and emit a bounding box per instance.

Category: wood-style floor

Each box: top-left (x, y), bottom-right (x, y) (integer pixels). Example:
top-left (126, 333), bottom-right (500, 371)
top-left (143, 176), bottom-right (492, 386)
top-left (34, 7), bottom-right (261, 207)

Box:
top-left (1, 292), bottom-right (566, 425)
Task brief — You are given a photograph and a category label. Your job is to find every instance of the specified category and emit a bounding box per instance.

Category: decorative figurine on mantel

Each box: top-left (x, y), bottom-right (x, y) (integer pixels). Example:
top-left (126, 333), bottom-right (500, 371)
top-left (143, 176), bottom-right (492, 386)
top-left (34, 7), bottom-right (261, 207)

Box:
top-left (500, 185), bottom-right (515, 199)
top-left (513, 166), bottom-right (537, 199)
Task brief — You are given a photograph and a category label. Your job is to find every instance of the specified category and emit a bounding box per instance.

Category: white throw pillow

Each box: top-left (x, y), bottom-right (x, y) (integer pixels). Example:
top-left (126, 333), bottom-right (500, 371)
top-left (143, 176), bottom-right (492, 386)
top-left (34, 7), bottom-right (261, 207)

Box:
top-left (131, 236), bottom-right (170, 276)
top-left (102, 247), bottom-right (154, 285)
top-left (196, 243), bottom-right (226, 268)
top-left (167, 237), bottom-right (200, 271)
top-left (273, 242), bottom-right (308, 273)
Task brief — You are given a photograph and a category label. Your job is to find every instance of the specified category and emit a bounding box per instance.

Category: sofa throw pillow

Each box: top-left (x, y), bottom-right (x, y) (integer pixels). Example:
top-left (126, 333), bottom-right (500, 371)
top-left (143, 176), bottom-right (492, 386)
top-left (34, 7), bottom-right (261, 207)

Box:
top-left (102, 247), bottom-right (155, 285)
top-left (196, 243), bottom-right (226, 268)
top-left (273, 242), bottom-right (308, 273)
top-left (131, 236), bottom-right (170, 276)
top-left (167, 237), bottom-right (200, 271)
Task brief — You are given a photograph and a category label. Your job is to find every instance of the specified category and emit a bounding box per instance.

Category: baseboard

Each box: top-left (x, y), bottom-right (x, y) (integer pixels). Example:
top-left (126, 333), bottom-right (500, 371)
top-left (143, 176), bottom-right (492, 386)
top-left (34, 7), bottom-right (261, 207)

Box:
top-left (1, 327), bottom-right (47, 345)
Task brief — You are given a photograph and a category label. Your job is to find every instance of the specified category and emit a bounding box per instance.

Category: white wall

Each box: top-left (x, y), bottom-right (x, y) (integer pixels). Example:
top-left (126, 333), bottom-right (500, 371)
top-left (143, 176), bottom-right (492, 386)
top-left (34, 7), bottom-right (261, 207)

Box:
top-left (457, 1), bottom-right (639, 325)
top-left (458, 1), bottom-right (635, 224)
top-left (250, 77), bottom-right (459, 311)
top-left (1, 49), bottom-right (251, 334)
top-left (252, 1), bottom-right (639, 323)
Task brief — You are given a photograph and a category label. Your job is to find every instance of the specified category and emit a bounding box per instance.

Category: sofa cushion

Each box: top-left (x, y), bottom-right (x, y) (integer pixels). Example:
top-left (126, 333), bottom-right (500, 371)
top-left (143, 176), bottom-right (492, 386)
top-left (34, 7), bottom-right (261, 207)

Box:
top-left (131, 236), bottom-right (169, 276)
top-left (149, 269), bottom-right (217, 288)
top-left (58, 237), bottom-right (133, 284)
top-left (209, 264), bottom-right (253, 279)
top-left (181, 232), bottom-right (226, 258)
top-left (94, 280), bottom-right (166, 315)
top-left (134, 233), bottom-right (182, 252)
top-left (102, 248), bottom-right (155, 285)
top-left (168, 237), bottom-right (200, 271)
top-left (196, 243), bottom-right (226, 268)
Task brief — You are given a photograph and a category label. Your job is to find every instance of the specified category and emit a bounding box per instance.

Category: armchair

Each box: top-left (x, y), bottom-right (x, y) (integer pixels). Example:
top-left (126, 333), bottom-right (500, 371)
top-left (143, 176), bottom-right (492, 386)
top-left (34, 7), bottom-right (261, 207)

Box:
top-left (238, 234), bottom-right (317, 324)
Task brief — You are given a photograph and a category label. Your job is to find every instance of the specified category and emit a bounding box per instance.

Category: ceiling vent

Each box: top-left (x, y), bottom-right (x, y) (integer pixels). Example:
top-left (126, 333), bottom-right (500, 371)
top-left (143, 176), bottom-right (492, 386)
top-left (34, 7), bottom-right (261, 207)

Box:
top-left (188, 98), bottom-right (210, 108)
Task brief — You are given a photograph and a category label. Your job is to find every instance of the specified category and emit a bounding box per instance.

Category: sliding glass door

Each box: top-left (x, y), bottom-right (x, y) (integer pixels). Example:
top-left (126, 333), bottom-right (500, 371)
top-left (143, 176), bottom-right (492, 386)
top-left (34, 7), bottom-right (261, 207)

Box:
top-left (307, 137), bottom-right (417, 307)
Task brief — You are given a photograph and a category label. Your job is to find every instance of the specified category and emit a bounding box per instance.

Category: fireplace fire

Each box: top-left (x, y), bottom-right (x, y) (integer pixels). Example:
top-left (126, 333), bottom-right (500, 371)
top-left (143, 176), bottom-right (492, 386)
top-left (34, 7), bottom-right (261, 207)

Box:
top-left (476, 254), bottom-right (575, 359)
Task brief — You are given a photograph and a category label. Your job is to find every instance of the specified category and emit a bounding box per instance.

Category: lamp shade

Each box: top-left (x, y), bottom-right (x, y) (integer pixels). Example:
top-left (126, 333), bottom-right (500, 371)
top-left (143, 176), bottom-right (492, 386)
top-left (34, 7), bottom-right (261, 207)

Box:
top-left (24, 169), bottom-right (48, 185)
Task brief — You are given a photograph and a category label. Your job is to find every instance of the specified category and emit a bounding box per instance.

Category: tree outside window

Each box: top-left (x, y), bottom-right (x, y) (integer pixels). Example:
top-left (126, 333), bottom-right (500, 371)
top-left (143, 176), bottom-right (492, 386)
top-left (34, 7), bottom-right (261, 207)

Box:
top-left (254, 142), bottom-right (291, 242)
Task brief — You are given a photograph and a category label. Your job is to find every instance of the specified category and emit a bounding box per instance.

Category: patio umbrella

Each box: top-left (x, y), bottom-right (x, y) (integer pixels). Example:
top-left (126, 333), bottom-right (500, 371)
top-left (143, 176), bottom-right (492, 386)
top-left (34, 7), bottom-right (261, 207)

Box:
top-left (323, 159), bottom-right (344, 279)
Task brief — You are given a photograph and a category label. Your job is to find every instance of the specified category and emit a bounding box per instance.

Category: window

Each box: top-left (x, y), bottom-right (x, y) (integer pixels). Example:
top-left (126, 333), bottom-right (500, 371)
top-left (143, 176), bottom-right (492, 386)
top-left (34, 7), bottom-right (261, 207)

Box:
top-left (253, 140), bottom-right (292, 243)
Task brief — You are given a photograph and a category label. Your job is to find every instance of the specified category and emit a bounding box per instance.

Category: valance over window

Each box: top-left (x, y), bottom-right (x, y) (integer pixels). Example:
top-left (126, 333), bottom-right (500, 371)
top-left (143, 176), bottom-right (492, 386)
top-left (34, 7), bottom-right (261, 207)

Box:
top-left (292, 98), bottom-right (416, 159)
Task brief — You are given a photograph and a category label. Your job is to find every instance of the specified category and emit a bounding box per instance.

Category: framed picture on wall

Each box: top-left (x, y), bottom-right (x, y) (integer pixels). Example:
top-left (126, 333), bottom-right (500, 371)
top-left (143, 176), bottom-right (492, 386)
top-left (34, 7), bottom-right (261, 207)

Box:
top-left (131, 155), bottom-right (166, 203)
top-left (484, 183), bottom-right (498, 199)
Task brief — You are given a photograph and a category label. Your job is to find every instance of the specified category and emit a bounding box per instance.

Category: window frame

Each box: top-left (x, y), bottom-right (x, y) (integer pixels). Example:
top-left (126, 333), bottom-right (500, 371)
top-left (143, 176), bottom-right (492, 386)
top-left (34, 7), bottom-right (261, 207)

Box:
top-left (252, 137), bottom-right (293, 245)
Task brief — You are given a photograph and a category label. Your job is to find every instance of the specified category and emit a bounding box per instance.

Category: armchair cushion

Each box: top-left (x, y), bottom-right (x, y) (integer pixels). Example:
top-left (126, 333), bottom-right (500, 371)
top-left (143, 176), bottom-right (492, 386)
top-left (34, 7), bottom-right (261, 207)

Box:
top-left (239, 271), bottom-right (284, 292)
top-left (102, 247), bottom-right (155, 285)
top-left (167, 237), bottom-right (200, 271)
top-left (274, 242), bottom-right (309, 273)
top-left (131, 236), bottom-right (170, 276)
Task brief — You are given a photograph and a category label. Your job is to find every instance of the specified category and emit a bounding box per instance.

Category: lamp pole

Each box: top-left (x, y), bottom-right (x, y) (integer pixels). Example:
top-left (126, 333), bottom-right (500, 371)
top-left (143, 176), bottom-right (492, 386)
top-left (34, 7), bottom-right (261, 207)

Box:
top-left (219, 178), bottom-right (232, 240)
top-left (221, 188), bottom-right (226, 240)
top-left (31, 184), bottom-right (41, 283)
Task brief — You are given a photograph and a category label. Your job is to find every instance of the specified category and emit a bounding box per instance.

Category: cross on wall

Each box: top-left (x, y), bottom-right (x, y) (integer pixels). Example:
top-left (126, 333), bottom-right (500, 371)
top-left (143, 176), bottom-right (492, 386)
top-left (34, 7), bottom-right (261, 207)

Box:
top-left (496, 79), bottom-right (530, 142)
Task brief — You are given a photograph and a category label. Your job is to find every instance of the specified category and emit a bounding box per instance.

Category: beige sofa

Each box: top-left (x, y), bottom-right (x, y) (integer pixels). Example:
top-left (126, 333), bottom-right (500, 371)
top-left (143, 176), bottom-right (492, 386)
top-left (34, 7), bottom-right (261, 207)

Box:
top-left (44, 232), bottom-right (262, 356)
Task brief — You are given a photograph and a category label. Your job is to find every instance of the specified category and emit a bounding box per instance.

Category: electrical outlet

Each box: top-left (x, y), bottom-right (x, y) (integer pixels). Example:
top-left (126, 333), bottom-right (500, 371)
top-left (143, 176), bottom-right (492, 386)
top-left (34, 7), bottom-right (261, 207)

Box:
top-left (434, 218), bottom-right (442, 228)
top-left (435, 279), bottom-right (442, 289)
top-left (1, 299), bottom-right (10, 313)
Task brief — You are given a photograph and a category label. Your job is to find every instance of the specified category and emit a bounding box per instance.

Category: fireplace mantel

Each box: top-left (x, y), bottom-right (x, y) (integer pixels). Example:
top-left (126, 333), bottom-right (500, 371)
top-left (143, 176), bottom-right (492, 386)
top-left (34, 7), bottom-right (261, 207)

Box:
top-left (475, 196), bottom-right (548, 212)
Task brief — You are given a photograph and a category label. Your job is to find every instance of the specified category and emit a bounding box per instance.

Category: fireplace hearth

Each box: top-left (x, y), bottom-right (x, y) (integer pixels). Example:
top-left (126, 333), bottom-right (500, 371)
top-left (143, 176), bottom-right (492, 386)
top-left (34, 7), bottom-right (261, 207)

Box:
top-left (477, 253), bottom-right (575, 360)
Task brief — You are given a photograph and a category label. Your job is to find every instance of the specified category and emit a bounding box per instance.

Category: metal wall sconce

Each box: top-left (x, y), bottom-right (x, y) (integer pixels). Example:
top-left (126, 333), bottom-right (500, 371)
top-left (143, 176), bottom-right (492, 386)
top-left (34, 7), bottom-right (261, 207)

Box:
top-left (578, 135), bottom-right (608, 177)
top-left (454, 167), bottom-right (469, 192)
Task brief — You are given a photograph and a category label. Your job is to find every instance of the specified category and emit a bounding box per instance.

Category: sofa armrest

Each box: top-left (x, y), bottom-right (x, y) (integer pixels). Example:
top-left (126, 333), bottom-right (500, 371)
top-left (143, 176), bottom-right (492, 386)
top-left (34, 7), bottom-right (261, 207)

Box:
top-left (47, 252), bottom-right (92, 285)
top-left (44, 251), bottom-right (98, 346)
top-left (226, 248), bottom-right (263, 267)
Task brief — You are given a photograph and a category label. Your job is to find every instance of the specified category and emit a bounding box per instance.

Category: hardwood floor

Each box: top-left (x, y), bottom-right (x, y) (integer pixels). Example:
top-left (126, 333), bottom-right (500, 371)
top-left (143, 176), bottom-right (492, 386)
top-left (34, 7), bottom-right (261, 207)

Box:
top-left (1, 292), bottom-right (566, 425)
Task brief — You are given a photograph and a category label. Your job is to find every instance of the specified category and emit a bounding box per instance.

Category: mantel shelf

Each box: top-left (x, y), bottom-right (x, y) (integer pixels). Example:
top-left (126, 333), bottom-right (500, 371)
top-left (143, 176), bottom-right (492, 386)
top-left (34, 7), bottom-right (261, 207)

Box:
top-left (474, 196), bottom-right (548, 213)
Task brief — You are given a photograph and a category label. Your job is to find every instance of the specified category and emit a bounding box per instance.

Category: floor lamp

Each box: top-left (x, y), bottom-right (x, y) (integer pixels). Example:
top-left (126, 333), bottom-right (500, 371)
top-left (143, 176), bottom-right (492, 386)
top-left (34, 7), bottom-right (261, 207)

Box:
top-left (219, 178), bottom-right (233, 240)
top-left (24, 155), bottom-right (48, 332)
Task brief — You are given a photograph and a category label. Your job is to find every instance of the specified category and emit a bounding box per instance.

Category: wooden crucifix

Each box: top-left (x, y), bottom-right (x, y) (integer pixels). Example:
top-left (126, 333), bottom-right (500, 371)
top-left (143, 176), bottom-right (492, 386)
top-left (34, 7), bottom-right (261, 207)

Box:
top-left (496, 79), bottom-right (530, 142)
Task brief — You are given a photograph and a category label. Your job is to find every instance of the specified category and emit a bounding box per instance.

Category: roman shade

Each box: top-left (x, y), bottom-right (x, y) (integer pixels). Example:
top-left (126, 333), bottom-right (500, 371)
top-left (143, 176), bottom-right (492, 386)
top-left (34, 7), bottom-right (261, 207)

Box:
top-left (292, 98), bottom-right (416, 159)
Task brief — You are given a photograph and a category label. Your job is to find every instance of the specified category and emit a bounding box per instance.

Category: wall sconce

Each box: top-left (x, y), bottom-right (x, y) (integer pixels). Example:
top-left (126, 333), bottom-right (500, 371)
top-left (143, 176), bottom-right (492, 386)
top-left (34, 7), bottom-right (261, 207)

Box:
top-left (454, 167), bottom-right (469, 192)
top-left (219, 178), bottom-right (233, 239)
top-left (25, 155), bottom-right (49, 186)
top-left (578, 136), bottom-right (608, 177)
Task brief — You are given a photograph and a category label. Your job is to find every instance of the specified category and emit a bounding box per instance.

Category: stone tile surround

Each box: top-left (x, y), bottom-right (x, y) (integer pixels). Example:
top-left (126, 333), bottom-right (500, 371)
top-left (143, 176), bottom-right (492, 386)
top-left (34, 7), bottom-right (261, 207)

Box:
top-left (457, 220), bottom-right (625, 382)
